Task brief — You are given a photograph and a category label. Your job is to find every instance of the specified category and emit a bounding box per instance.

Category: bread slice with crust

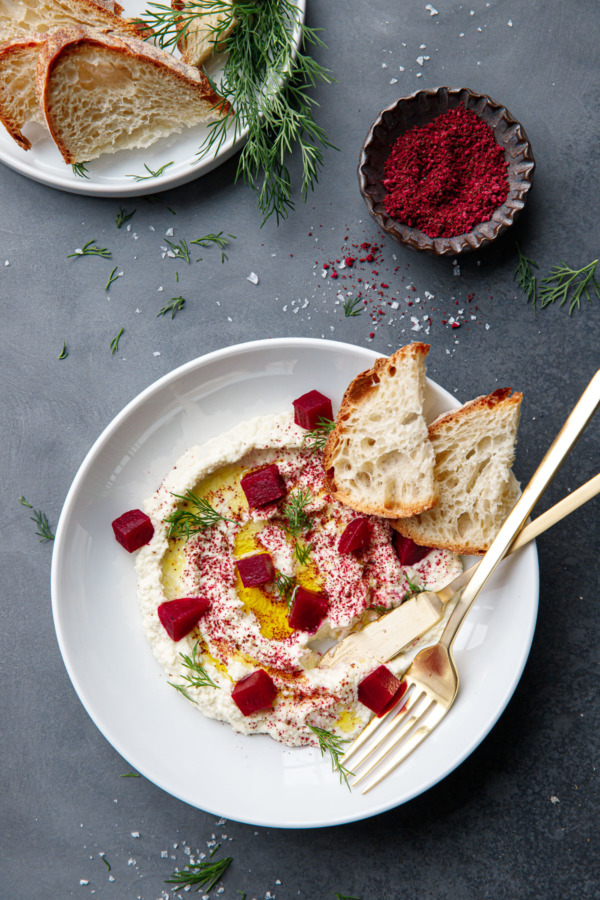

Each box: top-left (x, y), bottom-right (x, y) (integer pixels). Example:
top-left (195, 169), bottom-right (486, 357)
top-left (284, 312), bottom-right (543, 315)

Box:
top-left (36, 25), bottom-right (230, 164)
top-left (393, 388), bottom-right (522, 555)
top-left (171, 0), bottom-right (235, 67)
top-left (323, 343), bottom-right (438, 518)
top-left (0, 0), bottom-right (144, 150)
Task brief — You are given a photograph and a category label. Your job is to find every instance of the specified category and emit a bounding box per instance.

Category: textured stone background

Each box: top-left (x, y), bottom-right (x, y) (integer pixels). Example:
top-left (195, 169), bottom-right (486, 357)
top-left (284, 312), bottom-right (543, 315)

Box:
top-left (1, 1), bottom-right (598, 898)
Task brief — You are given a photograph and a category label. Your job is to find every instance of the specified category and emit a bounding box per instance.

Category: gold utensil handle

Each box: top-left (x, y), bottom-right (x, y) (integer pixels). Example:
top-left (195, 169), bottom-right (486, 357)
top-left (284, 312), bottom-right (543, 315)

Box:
top-left (439, 471), bottom-right (600, 603)
top-left (441, 370), bottom-right (600, 650)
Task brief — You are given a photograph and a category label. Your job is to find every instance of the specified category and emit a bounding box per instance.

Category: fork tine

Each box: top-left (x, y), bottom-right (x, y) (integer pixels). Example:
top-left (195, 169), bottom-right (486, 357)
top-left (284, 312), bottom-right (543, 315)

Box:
top-left (352, 694), bottom-right (434, 786)
top-left (342, 683), bottom-right (416, 766)
top-left (344, 685), bottom-right (424, 771)
top-left (358, 701), bottom-right (449, 793)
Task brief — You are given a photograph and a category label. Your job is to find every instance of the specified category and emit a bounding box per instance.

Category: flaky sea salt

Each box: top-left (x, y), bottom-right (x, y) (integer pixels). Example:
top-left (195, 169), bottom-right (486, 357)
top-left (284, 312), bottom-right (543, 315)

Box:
top-left (247, 272), bottom-right (259, 285)
top-left (425, 4), bottom-right (438, 14)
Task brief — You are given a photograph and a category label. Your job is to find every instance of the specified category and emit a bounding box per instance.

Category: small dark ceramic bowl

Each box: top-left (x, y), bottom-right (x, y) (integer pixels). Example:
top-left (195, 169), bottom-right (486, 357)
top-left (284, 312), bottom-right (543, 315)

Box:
top-left (358, 86), bottom-right (535, 256)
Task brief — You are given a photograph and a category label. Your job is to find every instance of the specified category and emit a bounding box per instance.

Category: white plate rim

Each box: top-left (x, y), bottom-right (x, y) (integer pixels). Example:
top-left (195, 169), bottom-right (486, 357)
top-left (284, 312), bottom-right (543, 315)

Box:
top-left (50, 337), bottom-right (539, 828)
top-left (0, 0), bottom-right (306, 197)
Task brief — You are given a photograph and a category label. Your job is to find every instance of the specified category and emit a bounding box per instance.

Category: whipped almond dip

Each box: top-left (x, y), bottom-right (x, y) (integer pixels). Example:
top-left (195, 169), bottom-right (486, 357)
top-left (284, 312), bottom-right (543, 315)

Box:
top-left (135, 411), bottom-right (462, 747)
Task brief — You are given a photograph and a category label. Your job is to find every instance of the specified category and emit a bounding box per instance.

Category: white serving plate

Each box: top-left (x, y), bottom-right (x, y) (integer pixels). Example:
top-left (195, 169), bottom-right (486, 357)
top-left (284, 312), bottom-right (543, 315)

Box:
top-left (0, 0), bottom-right (305, 196)
top-left (51, 338), bottom-right (539, 828)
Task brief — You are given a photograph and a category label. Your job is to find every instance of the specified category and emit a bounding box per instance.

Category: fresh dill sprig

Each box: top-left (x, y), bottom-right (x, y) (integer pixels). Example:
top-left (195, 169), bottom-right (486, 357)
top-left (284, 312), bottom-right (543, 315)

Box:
top-left (190, 231), bottom-right (236, 262)
top-left (101, 856), bottom-right (111, 871)
top-left (282, 487), bottom-right (312, 537)
top-left (164, 855), bottom-right (232, 893)
top-left (105, 266), bottom-right (120, 290)
top-left (19, 496), bottom-right (55, 542)
top-left (538, 259), bottom-right (600, 314)
top-left (165, 238), bottom-right (191, 263)
top-left (303, 417), bottom-right (335, 451)
top-left (110, 327), bottom-right (124, 355)
top-left (403, 573), bottom-right (425, 603)
top-left (343, 294), bottom-right (363, 317)
top-left (58, 342), bottom-right (68, 360)
top-left (67, 239), bottom-right (111, 259)
top-left (171, 641), bottom-right (219, 699)
top-left (120, 772), bottom-right (140, 777)
top-left (274, 571), bottom-right (296, 608)
top-left (334, 894), bottom-right (362, 900)
top-left (294, 540), bottom-right (312, 566)
top-left (307, 725), bottom-right (352, 789)
top-left (157, 296), bottom-right (186, 319)
top-left (71, 162), bottom-right (89, 178)
top-left (116, 206), bottom-right (136, 228)
top-left (165, 490), bottom-right (234, 540)
top-left (138, 1), bottom-right (335, 225)
top-left (127, 161), bottom-right (174, 181)
top-left (513, 243), bottom-right (538, 307)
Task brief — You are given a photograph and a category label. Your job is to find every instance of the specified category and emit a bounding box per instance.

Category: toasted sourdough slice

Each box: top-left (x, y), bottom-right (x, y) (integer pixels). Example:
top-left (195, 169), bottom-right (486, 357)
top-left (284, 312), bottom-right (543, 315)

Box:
top-left (0, 33), bottom-right (46, 149)
top-left (171, 0), bottom-right (235, 67)
top-left (0, 0), bottom-right (140, 42)
top-left (36, 26), bottom-right (231, 164)
top-left (0, 1), bottom-right (144, 150)
top-left (393, 388), bottom-right (523, 555)
top-left (323, 343), bottom-right (438, 518)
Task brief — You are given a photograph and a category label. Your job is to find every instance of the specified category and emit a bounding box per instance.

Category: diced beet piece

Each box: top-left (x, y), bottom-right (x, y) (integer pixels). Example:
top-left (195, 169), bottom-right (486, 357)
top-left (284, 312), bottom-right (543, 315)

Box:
top-left (338, 517), bottom-right (372, 553)
top-left (231, 669), bottom-right (277, 716)
top-left (240, 464), bottom-right (286, 508)
top-left (288, 586), bottom-right (328, 633)
top-left (393, 532), bottom-right (432, 566)
top-left (157, 597), bottom-right (211, 641)
top-left (235, 553), bottom-right (275, 587)
top-left (292, 390), bottom-right (333, 430)
top-left (112, 508), bottom-right (154, 552)
top-left (358, 665), bottom-right (407, 717)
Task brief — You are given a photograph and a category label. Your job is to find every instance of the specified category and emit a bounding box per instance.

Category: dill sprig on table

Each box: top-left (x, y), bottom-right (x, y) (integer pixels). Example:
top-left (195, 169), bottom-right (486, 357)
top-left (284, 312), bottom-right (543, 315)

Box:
top-left (513, 243), bottom-right (538, 307)
top-left (165, 238), bottom-right (191, 263)
top-left (538, 259), bottom-right (600, 314)
top-left (165, 490), bottom-right (234, 540)
top-left (281, 487), bottom-right (312, 536)
top-left (303, 416), bottom-right (335, 451)
top-left (343, 294), bottom-right (363, 317)
top-left (58, 342), bottom-right (68, 360)
top-left (157, 296), bottom-right (186, 318)
top-left (67, 239), bottom-right (111, 259)
top-left (105, 266), bottom-right (120, 290)
top-left (109, 327), bottom-right (124, 355)
top-left (116, 206), bottom-right (136, 228)
top-left (307, 725), bottom-right (352, 789)
top-left (191, 231), bottom-right (236, 262)
top-left (19, 496), bottom-right (55, 542)
top-left (171, 640), bottom-right (219, 699)
top-left (137, 0), bottom-right (335, 224)
top-left (164, 854), bottom-right (232, 892)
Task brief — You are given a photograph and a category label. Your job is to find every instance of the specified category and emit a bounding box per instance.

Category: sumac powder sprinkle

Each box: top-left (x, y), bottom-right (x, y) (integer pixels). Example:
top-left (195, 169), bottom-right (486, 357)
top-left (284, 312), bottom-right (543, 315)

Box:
top-left (382, 105), bottom-right (509, 239)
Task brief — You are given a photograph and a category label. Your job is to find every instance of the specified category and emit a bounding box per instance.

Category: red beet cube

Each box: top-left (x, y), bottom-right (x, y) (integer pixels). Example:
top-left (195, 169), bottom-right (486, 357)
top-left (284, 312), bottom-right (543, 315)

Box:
top-left (231, 669), bottom-right (277, 716)
top-left (288, 586), bottom-right (328, 633)
top-left (358, 665), bottom-right (406, 717)
top-left (292, 390), bottom-right (333, 430)
top-left (157, 597), bottom-right (211, 641)
top-left (240, 464), bottom-right (286, 508)
top-left (393, 533), bottom-right (432, 566)
top-left (112, 508), bottom-right (154, 552)
top-left (338, 517), bottom-right (372, 553)
top-left (236, 553), bottom-right (275, 587)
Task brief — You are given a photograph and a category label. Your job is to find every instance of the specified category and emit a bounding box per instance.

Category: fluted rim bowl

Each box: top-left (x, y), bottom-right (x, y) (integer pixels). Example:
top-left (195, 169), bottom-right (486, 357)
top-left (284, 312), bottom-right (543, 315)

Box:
top-left (358, 86), bottom-right (535, 256)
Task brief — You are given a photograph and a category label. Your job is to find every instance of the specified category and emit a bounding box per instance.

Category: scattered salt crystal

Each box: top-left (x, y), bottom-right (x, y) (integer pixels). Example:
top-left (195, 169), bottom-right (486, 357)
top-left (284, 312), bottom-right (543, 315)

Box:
top-left (382, 63), bottom-right (388, 68)
top-left (389, 78), bottom-right (398, 84)
top-left (398, 65), bottom-right (405, 71)
top-left (4, 260), bottom-right (9, 266)
top-left (108, 875), bottom-right (115, 882)
top-left (127, 224), bottom-right (132, 232)
top-left (453, 264), bottom-right (461, 276)
top-left (508, 19), bottom-right (513, 26)
top-left (416, 72), bottom-right (422, 77)
top-left (425, 4), bottom-right (438, 14)
top-left (550, 795), bottom-right (560, 804)
top-left (161, 851), bottom-right (168, 858)
top-left (420, 43), bottom-right (427, 48)
top-left (157, 286), bottom-right (164, 292)
top-left (153, 351), bottom-right (161, 357)
top-left (470, 9), bottom-right (475, 15)
top-left (424, 290), bottom-right (434, 299)
top-left (410, 316), bottom-right (422, 331)
top-left (247, 272), bottom-right (259, 284)
top-left (80, 880), bottom-right (89, 886)
top-left (127, 858), bottom-right (136, 866)
top-left (485, 323), bottom-right (490, 330)
top-left (149, 225), bottom-right (155, 231)
top-left (131, 832), bottom-right (140, 838)
top-left (165, 227), bottom-right (174, 236)
top-left (132, 233), bottom-right (139, 240)
top-left (391, 301), bottom-right (399, 309)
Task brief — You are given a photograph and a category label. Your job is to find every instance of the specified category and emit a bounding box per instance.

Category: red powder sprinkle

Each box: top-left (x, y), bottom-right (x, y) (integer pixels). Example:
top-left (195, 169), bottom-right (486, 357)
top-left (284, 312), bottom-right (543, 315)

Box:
top-left (331, 271), bottom-right (338, 279)
top-left (345, 257), bottom-right (356, 267)
top-left (382, 105), bottom-right (509, 239)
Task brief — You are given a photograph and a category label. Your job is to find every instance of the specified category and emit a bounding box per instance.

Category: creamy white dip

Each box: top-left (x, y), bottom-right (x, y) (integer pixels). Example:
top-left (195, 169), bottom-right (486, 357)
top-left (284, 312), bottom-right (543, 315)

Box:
top-left (136, 412), bottom-right (462, 747)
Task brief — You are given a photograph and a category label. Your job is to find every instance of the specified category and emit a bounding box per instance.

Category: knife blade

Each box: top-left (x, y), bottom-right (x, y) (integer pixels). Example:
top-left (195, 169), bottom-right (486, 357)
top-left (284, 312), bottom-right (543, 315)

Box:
top-left (318, 473), bottom-right (600, 669)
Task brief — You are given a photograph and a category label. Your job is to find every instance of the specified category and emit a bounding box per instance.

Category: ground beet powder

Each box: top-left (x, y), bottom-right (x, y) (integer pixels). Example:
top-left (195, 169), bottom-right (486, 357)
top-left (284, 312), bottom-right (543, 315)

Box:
top-left (382, 104), bottom-right (509, 238)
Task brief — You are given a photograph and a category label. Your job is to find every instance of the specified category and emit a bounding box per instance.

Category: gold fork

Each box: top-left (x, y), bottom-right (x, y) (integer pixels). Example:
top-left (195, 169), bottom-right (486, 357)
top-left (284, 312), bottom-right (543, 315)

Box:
top-left (343, 369), bottom-right (600, 794)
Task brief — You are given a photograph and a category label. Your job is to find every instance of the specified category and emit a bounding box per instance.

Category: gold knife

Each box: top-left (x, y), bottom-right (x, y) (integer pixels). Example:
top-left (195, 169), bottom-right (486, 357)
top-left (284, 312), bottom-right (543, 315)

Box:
top-left (318, 473), bottom-right (600, 669)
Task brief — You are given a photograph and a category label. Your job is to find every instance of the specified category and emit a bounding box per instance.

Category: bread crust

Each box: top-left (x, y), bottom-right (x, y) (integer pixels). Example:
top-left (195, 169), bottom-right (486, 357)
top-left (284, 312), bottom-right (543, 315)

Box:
top-left (171, 0), bottom-right (235, 67)
top-left (36, 25), bottom-right (231, 164)
top-left (393, 388), bottom-right (523, 555)
top-left (323, 343), bottom-right (439, 518)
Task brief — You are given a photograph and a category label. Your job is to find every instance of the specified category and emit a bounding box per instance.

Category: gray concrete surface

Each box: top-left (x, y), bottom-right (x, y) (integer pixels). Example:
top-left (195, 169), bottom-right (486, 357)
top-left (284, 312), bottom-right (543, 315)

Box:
top-left (1, 1), bottom-right (599, 898)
